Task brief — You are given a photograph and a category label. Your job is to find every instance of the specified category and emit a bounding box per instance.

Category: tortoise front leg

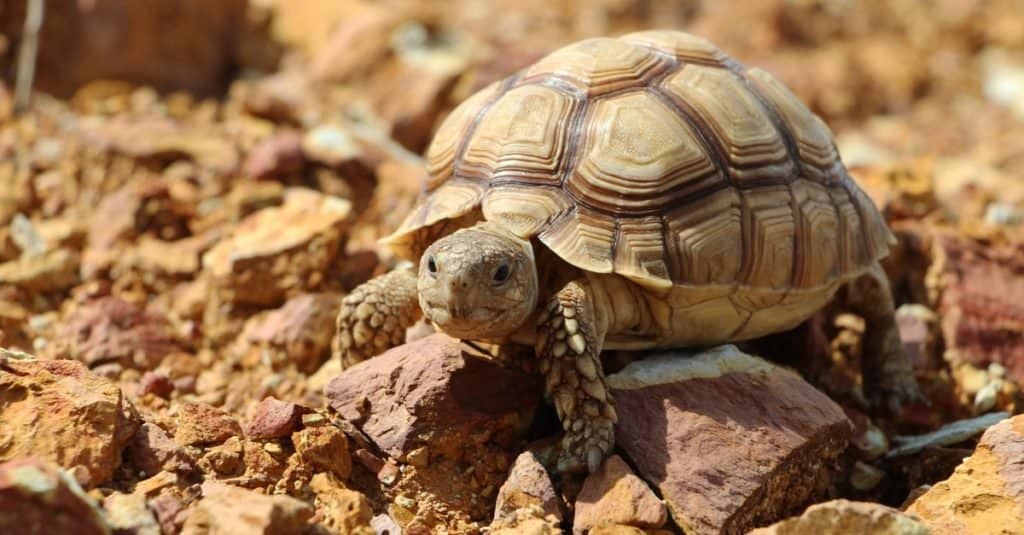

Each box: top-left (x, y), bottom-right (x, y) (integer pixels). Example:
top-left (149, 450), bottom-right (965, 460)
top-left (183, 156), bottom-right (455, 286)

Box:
top-left (837, 262), bottom-right (924, 413)
top-left (333, 268), bottom-right (422, 369)
top-left (537, 279), bottom-right (617, 473)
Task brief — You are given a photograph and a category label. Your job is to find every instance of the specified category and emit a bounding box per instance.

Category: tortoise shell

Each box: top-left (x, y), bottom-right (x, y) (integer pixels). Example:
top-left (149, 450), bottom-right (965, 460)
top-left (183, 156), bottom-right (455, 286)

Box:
top-left (384, 31), bottom-right (892, 292)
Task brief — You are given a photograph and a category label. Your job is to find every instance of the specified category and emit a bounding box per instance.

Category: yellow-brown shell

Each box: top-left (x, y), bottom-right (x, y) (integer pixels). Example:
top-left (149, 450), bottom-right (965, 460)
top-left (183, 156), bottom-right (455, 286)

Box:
top-left (385, 31), bottom-right (892, 292)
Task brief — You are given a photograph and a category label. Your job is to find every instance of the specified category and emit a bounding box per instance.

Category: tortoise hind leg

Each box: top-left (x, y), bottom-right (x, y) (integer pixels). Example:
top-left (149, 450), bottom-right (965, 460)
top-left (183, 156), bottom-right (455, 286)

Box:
top-left (537, 279), bottom-right (617, 474)
top-left (836, 262), bottom-right (924, 413)
top-left (333, 268), bottom-right (422, 369)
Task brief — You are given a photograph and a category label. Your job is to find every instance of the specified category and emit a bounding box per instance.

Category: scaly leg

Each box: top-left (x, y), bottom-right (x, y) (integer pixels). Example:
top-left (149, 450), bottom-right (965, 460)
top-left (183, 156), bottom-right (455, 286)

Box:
top-left (837, 262), bottom-right (924, 413)
top-left (537, 279), bottom-right (616, 473)
top-left (333, 268), bottom-right (421, 369)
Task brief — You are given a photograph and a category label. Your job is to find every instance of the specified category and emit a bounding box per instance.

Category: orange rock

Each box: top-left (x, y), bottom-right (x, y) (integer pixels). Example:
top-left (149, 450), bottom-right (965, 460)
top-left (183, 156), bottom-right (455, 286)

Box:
top-left (574, 455), bottom-right (666, 534)
top-left (906, 415), bottom-right (1024, 533)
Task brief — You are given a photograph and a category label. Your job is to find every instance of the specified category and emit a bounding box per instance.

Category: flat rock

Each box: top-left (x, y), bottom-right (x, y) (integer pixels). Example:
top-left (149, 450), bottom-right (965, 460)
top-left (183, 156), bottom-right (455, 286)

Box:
top-left (574, 455), bottom-right (666, 534)
top-left (202, 188), bottom-right (352, 306)
top-left (749, 499), bottom-right (928, 534)
top-left (906, 414), bottom-right (1024, 533)
top-left (494, 452), bottom-right (564, 524)
top-left (0, 458), bottom-right (109, 535)
top-left (0, 354), bottom-right (139, 488)
top-left (887, 411), bottom-right (1010, 458)
top-left (181, 481), bottom-right (313, 535)
top-left (326, 333), bottom-right (543, 459)
top-left (608, 345), bottom-right (852, 534)
top-left (47, 296), bottom-right (183, 371)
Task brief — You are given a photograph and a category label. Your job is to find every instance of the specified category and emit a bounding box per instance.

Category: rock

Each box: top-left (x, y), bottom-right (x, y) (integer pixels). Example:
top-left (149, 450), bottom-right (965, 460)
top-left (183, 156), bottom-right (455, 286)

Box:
top-left (0, 458), bottom-right (109, 535)
top-left (749, 499), bottom-right (928, 535)
top-left (930, 232), bottom-right (1024, 384)
top-left (887, 412), bottom-right (1010, 458)
top-left (906, 414), bottom-right (1024, 532)
top-left (371, 513), bottom-right (404, 535)
top-left (128, 422), bottom-right (196, 477)
top-left (896, 304), bottom-right (941, 371)
top-left (310, 473), bottom-right (374, 534)
top-left (311, 4), bottom-right (403, 83)
top-left (246, 397), bottom-right (307, 439)
top-left (0, 355), bottom-right (139, 488)
top-left (202, 188), bottom-right (352, 306)
top-left (488, 506), bottom-right (562, 535)
top-left (104, 492), bottom-right (161, 535)
top-left (48, 296), bottom-right (183, 371)
top-left (138, 371), bottom-right (175, 398)
top-left (327, 333), bottom-right (543, 459)
top-left (173, 403), bottom-right (243, 447)
top-left (0, 0), bottom-right (247, 97)
top-left (244, 131), bottom-right (305, 180)
top-left (292, 423), bottom-right (352, 480)
top-left (327, 334), bottom-right (543, 524)
top-left (574, 455), bottom-right (666, 534)
top-left (181, 481), bottom-right (313, 535)
top-left (607, 345), bottom-right (852, 534)
top-left (0, 248), bottom-right (78, 292)
top-left (150, 494), bottom-right (187, 535)
top-left (494, 452), bottom-right (564, 523)
top-left (235, 293), bottom-right (343, 372)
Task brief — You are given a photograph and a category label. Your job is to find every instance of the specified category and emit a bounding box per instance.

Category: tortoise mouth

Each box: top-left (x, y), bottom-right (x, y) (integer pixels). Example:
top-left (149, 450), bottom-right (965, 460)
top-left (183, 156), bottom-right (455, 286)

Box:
top-left (423, 302), bottom-right (517, 340)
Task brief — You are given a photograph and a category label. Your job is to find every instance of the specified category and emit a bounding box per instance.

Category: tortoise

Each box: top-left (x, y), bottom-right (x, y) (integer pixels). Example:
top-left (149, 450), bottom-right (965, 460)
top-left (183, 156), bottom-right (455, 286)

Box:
top-left (334, 30), bottom-right (922, 473)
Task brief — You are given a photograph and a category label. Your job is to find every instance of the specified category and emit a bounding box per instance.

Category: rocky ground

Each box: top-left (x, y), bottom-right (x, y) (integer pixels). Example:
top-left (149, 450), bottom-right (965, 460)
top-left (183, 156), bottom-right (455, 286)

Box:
top-left (1, 0), bottom-right (1024, 533)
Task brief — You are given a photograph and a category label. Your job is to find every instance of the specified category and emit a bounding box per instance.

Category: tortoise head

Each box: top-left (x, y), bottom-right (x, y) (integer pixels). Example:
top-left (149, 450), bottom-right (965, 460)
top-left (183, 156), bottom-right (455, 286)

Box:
top-left (417, 223), bottom-right (538, 341)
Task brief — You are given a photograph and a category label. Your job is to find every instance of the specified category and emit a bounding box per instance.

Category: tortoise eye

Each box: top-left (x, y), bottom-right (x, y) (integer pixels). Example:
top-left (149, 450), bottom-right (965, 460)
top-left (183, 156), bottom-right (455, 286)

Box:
top-left (427, 256), bottom-right (438, 275)
top-left (492, 263), bottom-right (511, 284)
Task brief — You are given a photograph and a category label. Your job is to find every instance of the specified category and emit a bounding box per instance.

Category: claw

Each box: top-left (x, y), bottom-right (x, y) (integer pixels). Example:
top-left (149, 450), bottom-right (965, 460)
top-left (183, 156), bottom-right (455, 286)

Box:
top-left (586, 446), bottom-right (603, 473)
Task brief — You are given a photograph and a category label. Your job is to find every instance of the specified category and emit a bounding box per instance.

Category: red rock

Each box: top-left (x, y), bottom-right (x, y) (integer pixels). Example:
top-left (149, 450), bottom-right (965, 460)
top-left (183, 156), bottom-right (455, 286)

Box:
top-left (493, 452), bottom-right (564, 524)
top-left (930, 232), bottom-right (1024, 384)
top-left (128, 422), bottom-right (196, 477)
top-left (0, 458), bottom-right (109, 535)
top-left (326, 333), bottom-right (543, 459)
top-left (173, 403), bottom-right (242, 447)
top-left (574, 455), bottom-right (666, 534)
top-left (750, 499), bottom-right (928, 534)
top-left (0, 0), bottom-right (247, 97)
top-left (245, 397), bottom-right (307, 439)
top-left (48, 296), bottom-right (183, 371)
top-left (608, 346), bottom-right (852, 534)
top-left (182, 481), bottom-right (313, 534)
top-left (138, 371), bottom-right (174, 398)
top-left (906, 414), bottom-right (1024, 532)
top-left (244, 131), bottom-right (305, 180)
top-left (149, 494), bottom-right (186, 535)
top-left (235, 292), bottom-right (343, 372)
top-left (0, 355), bottom-right (139, 488)
top-left (202, 188), bottom-right (352, 306)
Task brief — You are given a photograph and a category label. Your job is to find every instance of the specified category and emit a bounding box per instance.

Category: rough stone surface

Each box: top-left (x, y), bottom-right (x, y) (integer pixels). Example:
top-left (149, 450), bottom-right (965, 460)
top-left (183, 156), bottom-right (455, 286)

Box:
top-left (930, 232), bottom-right (1024, 383)
top-left (608, 345), bottom-right (852, 534)
top-left (494, 452), bottom-right (564, 523)
top-left (202, 188), bottom-right (352, 306)
top-left (47, 296), bottom-right (183, 371)
top-left (326, 333), bottom-right (543, 459)
top-left (750, 499), bottom-right (929, 534)
top-left (0, 248), bottom-right (79, 292)
top-left (0, 355), bottom-right (139, 488)
top-left (906, 414), bottom-right (1024, 533)
top-left (310, 472), bottom-right (374, 535)
top-left (173, 403), bottom-right (243, 447)
top-left (244, 131), bottom-right (305, 180)
top-left (104, 491), bottom-right (161, 535)
top-left (0, 458), bottom-right (109, 535)
top-left (574, 455), bottom-right (666, 534)
top-left (127, 422), bottom-right (196, 477)
top-left (235, 292), bottom-right (342, 372)
top-left (292, 423), bottom-right (352, 480)
top-left (181, 481), bottom-right (314, 535)
top-left (245, 397), bottom-right (307, 439)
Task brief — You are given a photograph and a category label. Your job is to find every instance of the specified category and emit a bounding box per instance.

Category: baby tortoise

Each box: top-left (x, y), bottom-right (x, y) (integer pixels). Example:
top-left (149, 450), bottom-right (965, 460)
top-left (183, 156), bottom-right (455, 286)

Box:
top-left (334, 30), bottom-right (922, 473)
